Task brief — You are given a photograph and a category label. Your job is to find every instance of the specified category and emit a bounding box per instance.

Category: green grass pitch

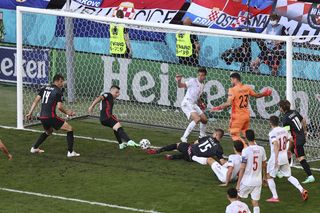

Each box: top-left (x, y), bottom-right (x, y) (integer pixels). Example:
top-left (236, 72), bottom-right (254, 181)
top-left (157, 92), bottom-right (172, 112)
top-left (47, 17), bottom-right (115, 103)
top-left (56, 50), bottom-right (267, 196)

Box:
top-left (0, 84), bottom-right (319, 213)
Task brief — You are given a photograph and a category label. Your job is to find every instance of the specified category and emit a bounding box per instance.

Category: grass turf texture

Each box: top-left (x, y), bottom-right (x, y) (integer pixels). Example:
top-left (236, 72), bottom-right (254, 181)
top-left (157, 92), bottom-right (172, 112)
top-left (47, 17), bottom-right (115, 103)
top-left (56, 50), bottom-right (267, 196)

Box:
top-left (1, 84), bottom-right (320, 212)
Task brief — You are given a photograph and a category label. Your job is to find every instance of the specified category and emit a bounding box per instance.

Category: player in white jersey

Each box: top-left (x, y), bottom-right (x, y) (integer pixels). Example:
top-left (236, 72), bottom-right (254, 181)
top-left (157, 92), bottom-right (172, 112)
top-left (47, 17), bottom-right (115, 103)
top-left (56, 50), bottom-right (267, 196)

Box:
top-left (226, 188), bottom-right (251, 213)
top-left (205, 140), bottom-right (243, 186)
top-left (236, 129), bottom-right (266, 213)
top-left (266, 116), bottom-right (308, 202)
top-left (175, 68), bottom-right (208, 142)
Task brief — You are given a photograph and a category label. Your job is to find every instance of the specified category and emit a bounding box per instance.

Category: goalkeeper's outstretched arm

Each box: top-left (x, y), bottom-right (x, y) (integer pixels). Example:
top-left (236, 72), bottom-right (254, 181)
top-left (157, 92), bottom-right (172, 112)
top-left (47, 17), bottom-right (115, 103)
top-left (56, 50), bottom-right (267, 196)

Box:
top-left (0, 139), bottom-right (12, 160)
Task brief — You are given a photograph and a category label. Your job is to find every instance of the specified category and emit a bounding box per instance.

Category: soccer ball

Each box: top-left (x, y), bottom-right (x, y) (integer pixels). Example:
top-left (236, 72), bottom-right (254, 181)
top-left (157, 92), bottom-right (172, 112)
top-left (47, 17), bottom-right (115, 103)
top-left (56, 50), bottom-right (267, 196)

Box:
top-left (139, 139), bottom-right (151, 149)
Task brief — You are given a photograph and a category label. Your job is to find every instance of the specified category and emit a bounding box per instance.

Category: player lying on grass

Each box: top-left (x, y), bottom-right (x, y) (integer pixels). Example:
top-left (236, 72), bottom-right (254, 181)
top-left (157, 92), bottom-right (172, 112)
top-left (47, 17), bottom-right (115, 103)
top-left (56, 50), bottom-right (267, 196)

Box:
top-left (88, 85), bottom-right (139, 149)
top-left (266, 116), bottom-right (308, 202)
top-left (206, 140), bottom-right (243, 187)
top-left (26, 74), bottom-right (80, 157)
top-left (147, 129), bottom-right (225, 164)
top-left (0, 139), bottom-right (12, 160)
top-left (225, 187), bottom-right (251, 213)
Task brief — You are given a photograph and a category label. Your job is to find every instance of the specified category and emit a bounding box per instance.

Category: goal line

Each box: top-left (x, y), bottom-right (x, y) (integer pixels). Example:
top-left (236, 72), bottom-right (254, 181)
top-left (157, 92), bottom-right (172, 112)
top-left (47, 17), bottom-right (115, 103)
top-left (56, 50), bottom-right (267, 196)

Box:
top-left (1, 125), bottom-right (319, 171)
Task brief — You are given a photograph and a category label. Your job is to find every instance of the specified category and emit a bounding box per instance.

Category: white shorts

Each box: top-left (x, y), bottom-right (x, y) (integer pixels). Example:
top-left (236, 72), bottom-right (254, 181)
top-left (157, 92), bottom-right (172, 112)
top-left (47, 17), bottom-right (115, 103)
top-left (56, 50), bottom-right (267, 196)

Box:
top-left (181, 101), bottom-right (203, 120)
top-left (238, 184), bottom-right (262, 201)
top-left (267, 161), bottom-right (291, 178)
top-left (211, 162), bottom-right (227, 183)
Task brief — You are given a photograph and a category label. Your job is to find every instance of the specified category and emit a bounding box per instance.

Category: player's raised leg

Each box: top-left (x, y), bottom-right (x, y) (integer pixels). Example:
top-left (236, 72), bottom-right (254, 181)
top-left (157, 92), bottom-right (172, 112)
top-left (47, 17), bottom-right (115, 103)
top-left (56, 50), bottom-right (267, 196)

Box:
top-left (181, 112), bottom-right (200, 142)
top-left (199, 113), bottom-right (208, 138)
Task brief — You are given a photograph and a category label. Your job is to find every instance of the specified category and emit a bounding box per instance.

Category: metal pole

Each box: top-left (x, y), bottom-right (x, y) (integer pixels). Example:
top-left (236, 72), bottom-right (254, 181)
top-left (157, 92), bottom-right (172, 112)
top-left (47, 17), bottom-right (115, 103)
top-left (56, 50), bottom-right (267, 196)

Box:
top-left (16, 7), bottom-right (24, 129)
top-left (65, 0), bottom-right (75, 102)
top-left (286, 37), bottom-right (293, 107)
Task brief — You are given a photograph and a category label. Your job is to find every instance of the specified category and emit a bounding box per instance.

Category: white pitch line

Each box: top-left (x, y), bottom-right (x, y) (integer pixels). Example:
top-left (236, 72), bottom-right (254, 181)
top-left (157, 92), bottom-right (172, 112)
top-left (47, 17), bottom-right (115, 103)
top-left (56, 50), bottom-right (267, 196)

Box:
top-left (1, 125), bottom-right (319, 171)
top-left (0, 187), bottom-right (162, 213)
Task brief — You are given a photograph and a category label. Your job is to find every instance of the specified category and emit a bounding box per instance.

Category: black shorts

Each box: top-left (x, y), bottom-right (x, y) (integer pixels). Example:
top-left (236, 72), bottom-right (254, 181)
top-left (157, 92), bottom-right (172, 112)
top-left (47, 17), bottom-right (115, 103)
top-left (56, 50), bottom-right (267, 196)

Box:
top-left (177, 143), bottom-right (192, 161)
top-left (294, 144), bottom-right (306, 158)
top-left (40, 117), bottom-right (65, 130)
top-left (100, 115), bottom-right (119, 128)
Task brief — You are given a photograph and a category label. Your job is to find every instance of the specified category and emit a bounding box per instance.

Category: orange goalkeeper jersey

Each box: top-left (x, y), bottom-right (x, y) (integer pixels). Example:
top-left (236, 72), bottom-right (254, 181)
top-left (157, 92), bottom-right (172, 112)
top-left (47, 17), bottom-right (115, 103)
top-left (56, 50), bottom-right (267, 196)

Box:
top-left (228, 83), bottom-right (257, 118)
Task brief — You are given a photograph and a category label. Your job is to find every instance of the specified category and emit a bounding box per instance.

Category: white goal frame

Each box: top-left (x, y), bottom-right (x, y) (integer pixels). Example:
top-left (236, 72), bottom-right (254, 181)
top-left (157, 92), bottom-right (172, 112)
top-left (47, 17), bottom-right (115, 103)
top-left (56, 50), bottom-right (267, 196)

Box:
top-left (15, 6), bottom-right (293, 130)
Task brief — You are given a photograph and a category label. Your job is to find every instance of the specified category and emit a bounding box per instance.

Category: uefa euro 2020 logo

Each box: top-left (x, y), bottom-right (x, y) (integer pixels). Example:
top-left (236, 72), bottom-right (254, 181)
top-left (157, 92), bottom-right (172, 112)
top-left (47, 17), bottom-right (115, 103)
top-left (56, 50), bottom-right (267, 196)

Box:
top-left (308, 3), bottom-right (320, 29)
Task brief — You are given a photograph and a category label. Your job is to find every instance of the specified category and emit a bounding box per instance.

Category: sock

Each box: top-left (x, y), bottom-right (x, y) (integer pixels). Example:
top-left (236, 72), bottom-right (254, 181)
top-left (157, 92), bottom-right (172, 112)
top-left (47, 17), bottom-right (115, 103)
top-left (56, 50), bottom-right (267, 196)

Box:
top-left (288, 176), bottom-right (303, 193)
top-left (158, 144), bottom-right (177, 153)
top-left (253, 207), bottom-right (260, 213)
top-left (33, 132), bottom-right (49, 148)
top-left (199, 123), bottom-right (206, 137)
top-left (267, 179), bottom-right (278, 199)
top-left (182, 121), bottom-right (196, 139)
top-left (192, 156), bottom-right (208, 165)
top-left (117, 127), bottom-right (130, 142)
top-left (300, 159), bottom-right (312, 176)
top-left (113, 130), bottom-right (122, 144)
top-left (67, 131), bottom-right (74, 153)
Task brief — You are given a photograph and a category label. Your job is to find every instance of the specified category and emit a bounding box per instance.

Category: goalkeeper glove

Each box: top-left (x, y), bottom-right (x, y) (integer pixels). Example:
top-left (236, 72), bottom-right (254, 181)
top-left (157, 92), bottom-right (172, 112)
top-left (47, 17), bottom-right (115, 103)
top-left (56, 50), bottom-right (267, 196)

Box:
top-left (262, 88), bottom-right (272, 97)
top-left (199, 102), bottom-right (207, 111)
top-left (211, 106), bottom-right (223, 112)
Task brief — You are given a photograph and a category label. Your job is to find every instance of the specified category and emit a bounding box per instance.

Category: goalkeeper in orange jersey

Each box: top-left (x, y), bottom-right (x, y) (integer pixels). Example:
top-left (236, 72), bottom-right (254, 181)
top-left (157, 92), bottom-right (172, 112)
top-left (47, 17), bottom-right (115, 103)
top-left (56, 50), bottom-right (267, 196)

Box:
top-left (210, 73), bottom-right (272, 145)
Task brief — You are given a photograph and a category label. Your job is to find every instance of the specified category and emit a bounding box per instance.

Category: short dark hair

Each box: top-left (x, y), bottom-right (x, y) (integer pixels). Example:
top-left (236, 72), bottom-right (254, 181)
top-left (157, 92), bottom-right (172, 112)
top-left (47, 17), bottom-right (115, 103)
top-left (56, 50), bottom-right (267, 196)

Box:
top-left (269, 115), bottom-right (279, 126)
top-left (53, 74), bottom-right (64, 82)
top-left (233, 140), bottom-right (244, 153)
top-left (245, 129), bottom-right (255, 142)
top-left (230, 72), bottom-right (241, 81)
top-left (215, 128), bottom-right (224, 138)
top-left (110, 85), bottom-right (120, 90)
top-left (279, 100), bottom-right (291, 112)
top-left (116, 10), bottom-right (124, 18)
top-left (270, 13), bottom-right (280, 21)
top-left (227, 188), bottom-right (238, 199)
top-left (198, 68), bottom-right (207, 75)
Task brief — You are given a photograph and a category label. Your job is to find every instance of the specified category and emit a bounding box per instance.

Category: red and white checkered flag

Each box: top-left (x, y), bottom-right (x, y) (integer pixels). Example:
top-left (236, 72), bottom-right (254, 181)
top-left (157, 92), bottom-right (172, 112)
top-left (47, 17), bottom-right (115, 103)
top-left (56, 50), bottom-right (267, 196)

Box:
top-left (112, 2), bottom-right (135, 20)
top-left (208, 9), bottom-right (220, 22)
top-left (231, 16), bottom-right (246, 28)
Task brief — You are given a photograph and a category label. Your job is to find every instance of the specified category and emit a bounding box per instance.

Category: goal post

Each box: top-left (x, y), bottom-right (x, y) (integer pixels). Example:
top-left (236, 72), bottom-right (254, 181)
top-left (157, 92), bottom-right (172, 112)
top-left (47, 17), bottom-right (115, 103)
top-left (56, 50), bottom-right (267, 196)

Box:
top-left (17, 6), bottom-right (320, 161)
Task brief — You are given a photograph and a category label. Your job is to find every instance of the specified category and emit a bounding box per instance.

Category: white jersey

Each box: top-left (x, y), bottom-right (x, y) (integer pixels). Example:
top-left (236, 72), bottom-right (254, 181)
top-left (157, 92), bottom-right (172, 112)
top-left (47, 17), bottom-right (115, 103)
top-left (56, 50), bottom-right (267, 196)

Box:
top-left (224, 154), bottom-right (242, 181)
top-left (182, 78), bottom-right (204, 104)
top-left (225, 200), bottom-right (251, 213)
top-left (241, 145), bottom-right (267, 186)
top-left (268, 126), bottom-right (292, 165)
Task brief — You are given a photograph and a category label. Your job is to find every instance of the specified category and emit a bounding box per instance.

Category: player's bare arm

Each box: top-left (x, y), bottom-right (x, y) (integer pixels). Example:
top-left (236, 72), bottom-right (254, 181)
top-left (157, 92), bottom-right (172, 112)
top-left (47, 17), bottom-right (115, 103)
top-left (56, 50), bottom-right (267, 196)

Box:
top-left (26, 95), bottom-right (41, 120)
top-left (57, 102), bottom-right (75, 116)
top-left (273, 140), bottom-right (279, 168)
top-left (125, 33), bottom-right (132, 57)
top-left (0, 140), bottom-right (12, 160)
top-left (262, 160), bottom-right (267, 185)
top-left (251, 88), bottom-right (272, 98)
top-left (220, 166), bottom-right (234, 187)
top-left (236, 162), bottom-right (246, 190)
top-left (211, 96), bottom-right (232, 112)
top-left (175, 74), bottom-right (186, 88)
top-left (302, 118), bottom-right (308, 136)
top-left (88, 96), bottom-right (104, 114)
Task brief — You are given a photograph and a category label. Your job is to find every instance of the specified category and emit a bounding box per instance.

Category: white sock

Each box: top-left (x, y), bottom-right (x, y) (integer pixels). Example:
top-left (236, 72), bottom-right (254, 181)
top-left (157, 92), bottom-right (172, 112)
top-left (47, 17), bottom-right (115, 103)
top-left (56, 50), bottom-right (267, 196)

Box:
top-left (267, 178), bottom-right (278, 199)
top-left (182, 121), bottom-right (196, 139)
top-left (288, 176), bottom-right (304, 193)
top-left (253, 206), bottom-right (260, 213)
top-left (199, 122), bottom-right (206, 137)
top-left (192, 156), bottom-right (207, 165)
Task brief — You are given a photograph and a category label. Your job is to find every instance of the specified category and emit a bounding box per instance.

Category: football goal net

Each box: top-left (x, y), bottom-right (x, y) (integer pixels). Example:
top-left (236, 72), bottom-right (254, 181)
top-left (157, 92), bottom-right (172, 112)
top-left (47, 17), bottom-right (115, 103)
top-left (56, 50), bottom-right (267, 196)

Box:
top-left (16, 6), bottom-right (320, 161)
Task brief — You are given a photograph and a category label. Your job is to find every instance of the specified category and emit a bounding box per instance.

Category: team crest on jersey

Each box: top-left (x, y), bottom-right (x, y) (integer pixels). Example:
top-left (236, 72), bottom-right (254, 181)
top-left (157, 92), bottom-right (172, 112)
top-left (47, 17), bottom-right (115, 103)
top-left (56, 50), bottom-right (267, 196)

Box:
top-left (16, 0), bottom-right (27, 2)
top-left (308, 3), bottom-right (320, 29)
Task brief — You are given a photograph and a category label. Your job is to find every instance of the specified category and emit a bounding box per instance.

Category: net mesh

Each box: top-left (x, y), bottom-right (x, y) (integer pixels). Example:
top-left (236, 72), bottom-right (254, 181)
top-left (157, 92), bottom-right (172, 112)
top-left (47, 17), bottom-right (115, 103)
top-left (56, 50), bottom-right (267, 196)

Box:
top-left (19, 11), bottom-right (319, 160)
